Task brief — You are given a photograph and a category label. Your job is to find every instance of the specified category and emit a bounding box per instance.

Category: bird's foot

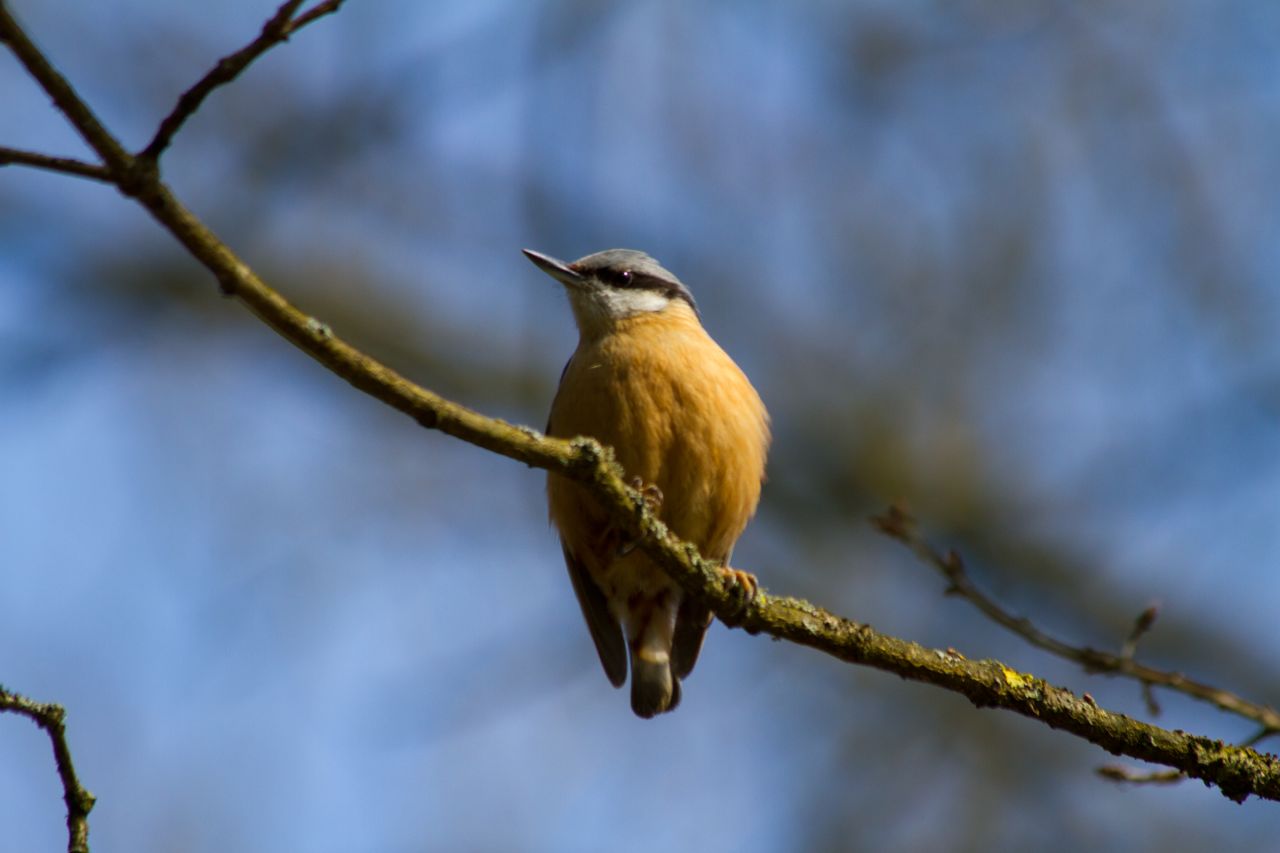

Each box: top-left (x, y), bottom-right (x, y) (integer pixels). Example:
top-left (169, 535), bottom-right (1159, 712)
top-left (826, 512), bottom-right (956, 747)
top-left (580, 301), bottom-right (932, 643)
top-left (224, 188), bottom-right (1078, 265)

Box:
top-left (630, 477), bottom-right (664, 515)
top-left (615, 479), bottom-right (664, 557)
top-left (717, 565), bottom-right (759, 624)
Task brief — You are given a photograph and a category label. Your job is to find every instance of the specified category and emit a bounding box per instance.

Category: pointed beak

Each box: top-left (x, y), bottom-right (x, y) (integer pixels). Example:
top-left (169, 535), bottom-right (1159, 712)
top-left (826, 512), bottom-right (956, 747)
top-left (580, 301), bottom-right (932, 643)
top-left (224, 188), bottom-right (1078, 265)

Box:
top-left (523, 249), bottom-right (586, 290)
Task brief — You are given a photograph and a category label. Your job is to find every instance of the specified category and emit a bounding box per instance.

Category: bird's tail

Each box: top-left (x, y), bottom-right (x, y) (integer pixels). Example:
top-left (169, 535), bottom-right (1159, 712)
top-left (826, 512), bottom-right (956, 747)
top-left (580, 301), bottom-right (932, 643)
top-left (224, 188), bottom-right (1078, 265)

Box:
top-left (627, 591), bottom-right (683, 718)
top-left (630, 648), bottom-right (681, 718)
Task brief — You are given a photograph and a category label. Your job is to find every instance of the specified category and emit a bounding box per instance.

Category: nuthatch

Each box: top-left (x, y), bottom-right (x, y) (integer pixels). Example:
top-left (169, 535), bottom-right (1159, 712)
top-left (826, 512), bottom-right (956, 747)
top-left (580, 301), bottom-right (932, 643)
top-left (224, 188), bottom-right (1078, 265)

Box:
top-left (524, 247), bottom-right (770, 718)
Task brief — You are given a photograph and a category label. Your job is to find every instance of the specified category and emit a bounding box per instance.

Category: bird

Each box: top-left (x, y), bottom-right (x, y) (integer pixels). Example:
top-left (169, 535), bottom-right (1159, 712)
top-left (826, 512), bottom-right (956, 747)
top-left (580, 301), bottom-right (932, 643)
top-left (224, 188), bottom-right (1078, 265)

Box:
top-left (524, 247), bottom-right (770, 718)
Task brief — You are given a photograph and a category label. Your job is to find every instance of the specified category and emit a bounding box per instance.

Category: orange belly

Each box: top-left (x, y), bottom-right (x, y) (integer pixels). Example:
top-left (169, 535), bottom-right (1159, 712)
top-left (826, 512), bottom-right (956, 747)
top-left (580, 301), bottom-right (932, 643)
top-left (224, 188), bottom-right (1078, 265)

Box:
top-left (547, 306), bottom-right (769, 611)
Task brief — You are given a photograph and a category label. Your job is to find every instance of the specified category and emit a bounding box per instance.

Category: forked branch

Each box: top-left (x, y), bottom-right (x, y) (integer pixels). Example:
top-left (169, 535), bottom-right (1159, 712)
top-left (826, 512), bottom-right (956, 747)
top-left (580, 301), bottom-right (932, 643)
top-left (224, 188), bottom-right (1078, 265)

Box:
top-left (140, 0), bottom-right (346, 161)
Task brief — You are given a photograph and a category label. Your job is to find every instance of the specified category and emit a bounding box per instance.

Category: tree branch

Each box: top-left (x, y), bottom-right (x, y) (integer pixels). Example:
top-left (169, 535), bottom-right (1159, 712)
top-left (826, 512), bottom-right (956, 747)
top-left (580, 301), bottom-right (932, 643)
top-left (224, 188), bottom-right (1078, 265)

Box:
top-left (0, 686), bottom-right (95, 853)
top-left (872, 506), bottom-right (1280, 735)
top-left (0, 146), bottom-right (111, 181)
top-left (289, 0), bottom-right (345, 32)
top-left (5, 0), bottom-right (1280, 807)
top-left (0, 3), bottom-right (136, 180)
top-left (139, 0), bottom-right (346, 162)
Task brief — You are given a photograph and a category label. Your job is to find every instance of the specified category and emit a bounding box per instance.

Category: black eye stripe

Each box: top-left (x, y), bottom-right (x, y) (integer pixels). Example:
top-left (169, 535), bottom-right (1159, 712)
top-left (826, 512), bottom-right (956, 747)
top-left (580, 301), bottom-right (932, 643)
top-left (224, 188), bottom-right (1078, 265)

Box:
top-left (600, 268), bottom-right (638, 288)
top-left (571, 251), bottom-right (702, 319)
top-left (622, 270), bottom-right (661, 289)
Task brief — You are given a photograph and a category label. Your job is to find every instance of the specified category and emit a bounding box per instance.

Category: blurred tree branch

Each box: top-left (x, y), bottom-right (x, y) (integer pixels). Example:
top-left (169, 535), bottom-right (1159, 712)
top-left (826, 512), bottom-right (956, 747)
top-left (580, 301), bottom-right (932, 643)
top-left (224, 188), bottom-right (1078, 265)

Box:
top-left (140, 0), bottom-right (345, 161)
top-left (0, 147), bottom-right (109, 181)
top-left (3, 2), bottom-right (1279, 834)
top-left (874, 505), bottom-right (1280, 737)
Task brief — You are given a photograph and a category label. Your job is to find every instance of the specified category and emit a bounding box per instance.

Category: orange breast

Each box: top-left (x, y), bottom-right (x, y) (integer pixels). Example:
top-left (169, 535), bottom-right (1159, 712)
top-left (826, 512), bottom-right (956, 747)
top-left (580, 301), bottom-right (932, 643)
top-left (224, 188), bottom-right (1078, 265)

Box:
top-left (547, 303), bottom-right (769, 591)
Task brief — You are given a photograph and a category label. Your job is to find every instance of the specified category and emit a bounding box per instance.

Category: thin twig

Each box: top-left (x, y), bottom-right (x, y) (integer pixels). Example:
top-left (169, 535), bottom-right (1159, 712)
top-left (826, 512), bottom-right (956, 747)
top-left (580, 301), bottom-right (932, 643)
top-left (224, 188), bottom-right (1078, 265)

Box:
top-left (6, 0), bottom-right (1280, 806)
top-left (139, 0), bottom-right (346, 161)
top-left (0, 686), bottom-right (95, 853)
top-left (872, 505), bottom-right (1280, 733)
top-left (289, 0), bottom-right (345, 32)
top-left (0, 146), bottom-right (111, 181)
top-left (1121, 602), bottom-right (1160, 661)
top-left (0, 2), bottom-right (136, 179)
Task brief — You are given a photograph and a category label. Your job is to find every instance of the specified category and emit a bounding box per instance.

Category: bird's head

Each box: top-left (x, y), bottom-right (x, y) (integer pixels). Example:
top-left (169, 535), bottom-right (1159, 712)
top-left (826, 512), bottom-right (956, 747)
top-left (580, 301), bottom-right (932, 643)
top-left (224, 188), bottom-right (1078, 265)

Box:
top-left (523, 248), bottom-right (699, 337)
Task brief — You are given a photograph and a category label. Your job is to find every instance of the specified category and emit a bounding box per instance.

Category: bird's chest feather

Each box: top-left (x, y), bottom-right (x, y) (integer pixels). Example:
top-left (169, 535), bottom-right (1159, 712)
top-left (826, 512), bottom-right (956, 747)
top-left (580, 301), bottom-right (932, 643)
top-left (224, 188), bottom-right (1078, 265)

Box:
top-left (547, 315), bottom-right (768, 565)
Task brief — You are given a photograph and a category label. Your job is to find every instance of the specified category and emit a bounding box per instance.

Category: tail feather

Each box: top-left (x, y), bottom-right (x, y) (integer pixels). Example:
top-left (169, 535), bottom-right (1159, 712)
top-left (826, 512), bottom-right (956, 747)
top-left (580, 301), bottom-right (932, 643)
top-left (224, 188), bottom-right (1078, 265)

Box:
top-left (627, 591), bottom-right (683, 718)
top-left (630, 652), bottom-right (680, 718)
top-left (671, 599), bottom-right (713, 680)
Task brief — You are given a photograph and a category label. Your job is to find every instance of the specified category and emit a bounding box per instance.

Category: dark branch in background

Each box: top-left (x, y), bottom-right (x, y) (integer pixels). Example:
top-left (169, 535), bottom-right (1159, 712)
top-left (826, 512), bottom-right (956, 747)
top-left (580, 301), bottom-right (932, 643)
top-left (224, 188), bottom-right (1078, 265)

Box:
top-left (139, 0), bottom-right (346, 161)
top-left (0, 686), bottom-right (95, 853)
top-left (1097, 764), bottom-right (1185, 786)
top-left (871, 506), bottom-right (1280, 736)
top-left (0, 146), bottom-right (111, 181)
top-left (4, 0), bottom-right (1280, 814)
top-left (1121, 602), bottom-right (1161, 662)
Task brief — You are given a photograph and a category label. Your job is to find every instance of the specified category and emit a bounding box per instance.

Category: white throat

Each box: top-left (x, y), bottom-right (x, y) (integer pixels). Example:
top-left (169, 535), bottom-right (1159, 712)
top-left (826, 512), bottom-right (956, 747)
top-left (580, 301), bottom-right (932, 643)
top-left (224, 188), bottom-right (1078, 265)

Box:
top-left (597, 288), bottom-right (670, 317)
top-left (568, 286), bottom-right (672, 335)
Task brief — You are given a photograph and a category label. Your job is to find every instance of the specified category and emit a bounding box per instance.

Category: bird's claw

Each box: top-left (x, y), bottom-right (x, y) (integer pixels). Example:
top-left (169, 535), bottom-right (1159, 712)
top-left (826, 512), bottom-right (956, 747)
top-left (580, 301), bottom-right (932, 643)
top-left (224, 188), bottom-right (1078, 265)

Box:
top-left (614, 480), bottom-right (665, 557)
top-left (717, 566), bottom-right (759, 624)
top-left (630, 477), bottom-right (664, 515)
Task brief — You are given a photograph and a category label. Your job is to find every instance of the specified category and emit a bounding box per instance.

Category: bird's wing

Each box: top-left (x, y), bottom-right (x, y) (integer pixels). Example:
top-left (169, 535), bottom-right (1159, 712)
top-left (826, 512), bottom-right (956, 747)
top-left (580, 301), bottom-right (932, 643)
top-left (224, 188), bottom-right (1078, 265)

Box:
top-left (670, 597), bottom-right (713, 680)
top-left (544, 356), bottom-right (574, 435)
top-left (561, 540), bottom-right (628, 687)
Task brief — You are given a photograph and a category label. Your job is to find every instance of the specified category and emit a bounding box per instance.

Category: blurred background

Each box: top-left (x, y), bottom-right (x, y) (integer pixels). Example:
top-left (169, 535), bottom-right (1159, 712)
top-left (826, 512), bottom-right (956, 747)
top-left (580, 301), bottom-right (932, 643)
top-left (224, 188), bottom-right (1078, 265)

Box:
top-left (3, 0), bottom-right (1280, 850)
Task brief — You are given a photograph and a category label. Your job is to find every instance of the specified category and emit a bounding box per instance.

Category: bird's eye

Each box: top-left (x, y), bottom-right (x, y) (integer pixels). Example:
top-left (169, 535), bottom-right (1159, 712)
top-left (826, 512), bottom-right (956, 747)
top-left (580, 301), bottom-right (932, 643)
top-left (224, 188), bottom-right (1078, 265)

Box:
top-left (619, 270), bottom-right (633, 285)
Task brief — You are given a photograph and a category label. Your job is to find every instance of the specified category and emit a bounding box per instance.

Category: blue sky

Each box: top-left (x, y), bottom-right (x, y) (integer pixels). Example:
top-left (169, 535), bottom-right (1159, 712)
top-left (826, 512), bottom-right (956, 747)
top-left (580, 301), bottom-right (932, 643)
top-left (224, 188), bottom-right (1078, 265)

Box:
top-left (3, 1), bottom-right (1280, 850)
